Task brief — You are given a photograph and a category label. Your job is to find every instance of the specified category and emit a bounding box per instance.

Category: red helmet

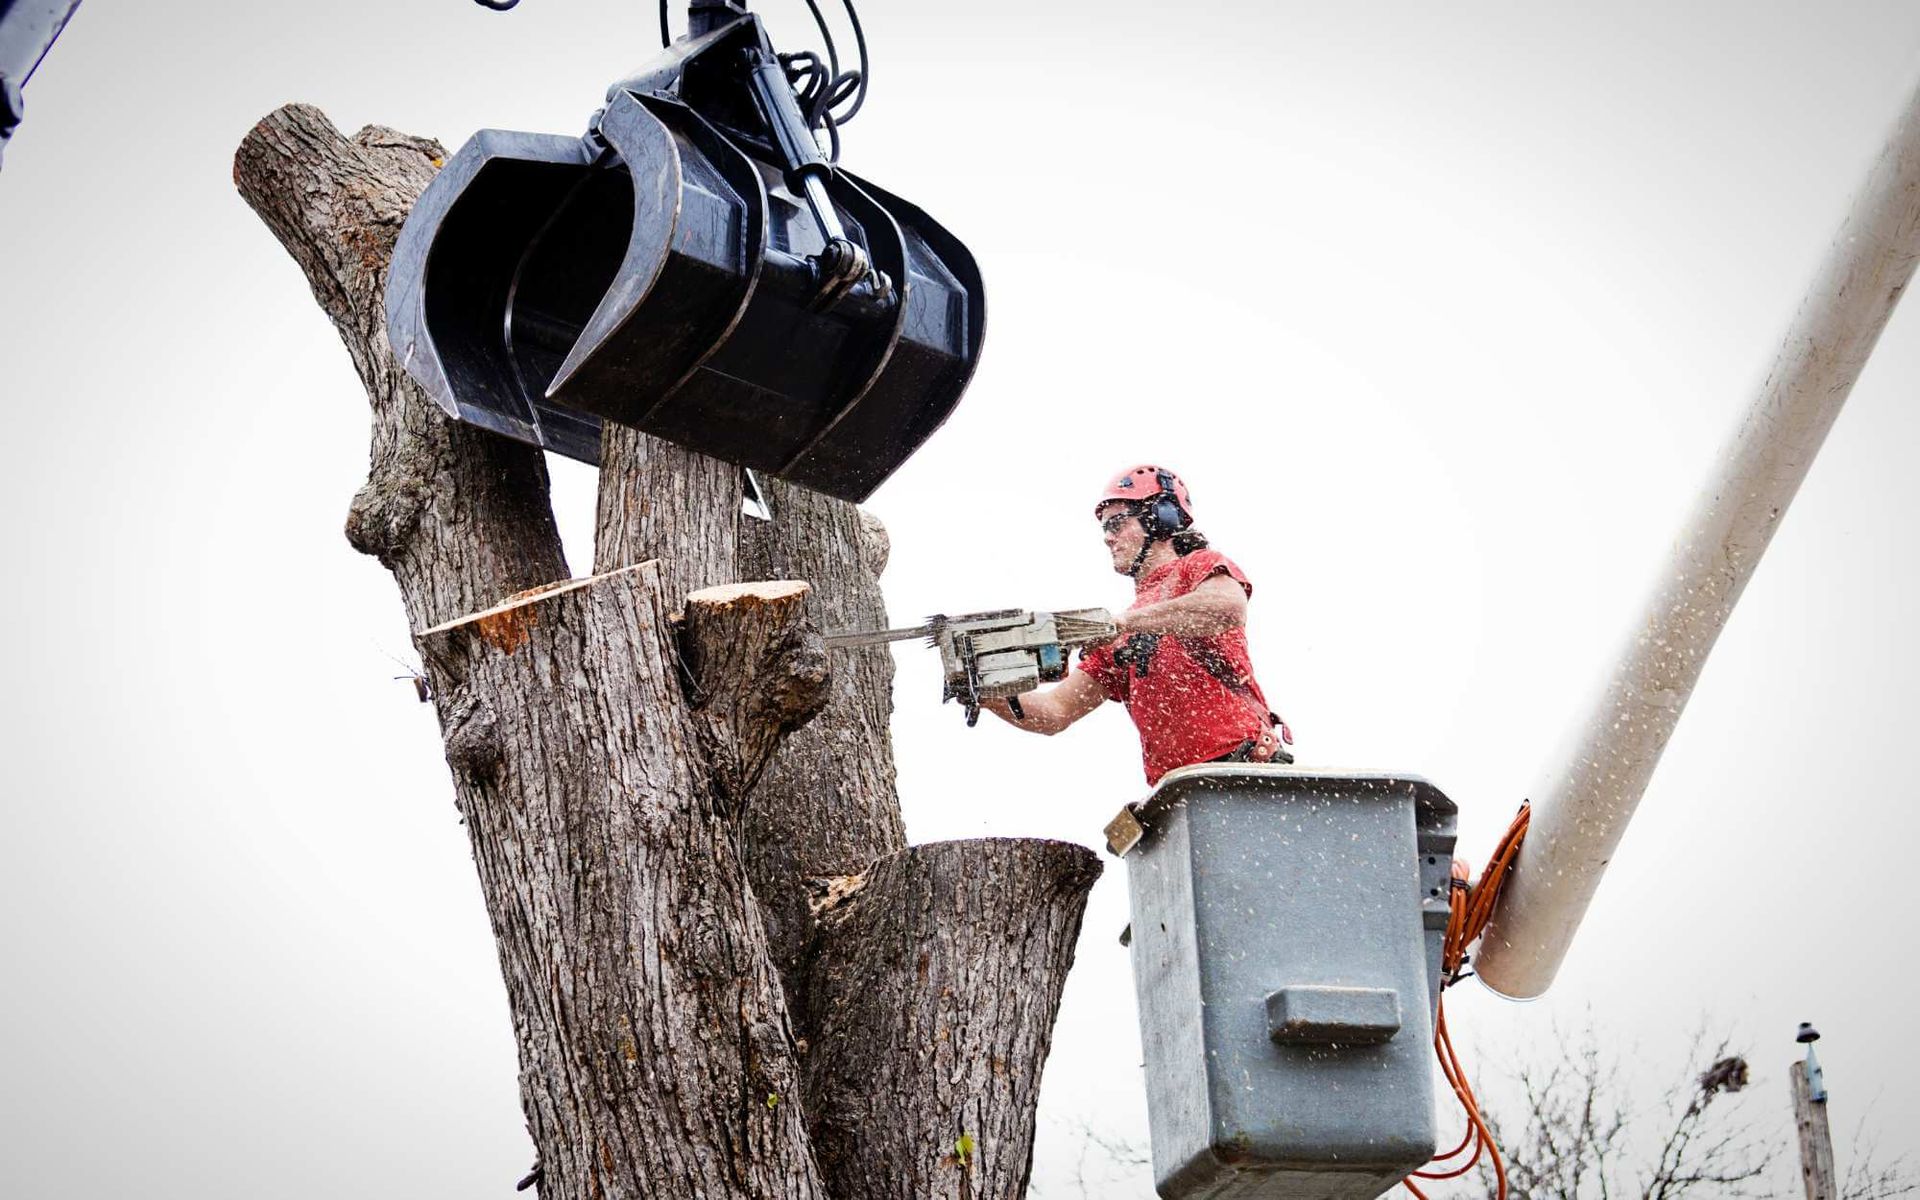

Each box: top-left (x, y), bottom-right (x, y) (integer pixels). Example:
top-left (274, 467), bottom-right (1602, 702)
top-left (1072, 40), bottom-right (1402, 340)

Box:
top-left (1095, 464), bottom-right (1194, 530)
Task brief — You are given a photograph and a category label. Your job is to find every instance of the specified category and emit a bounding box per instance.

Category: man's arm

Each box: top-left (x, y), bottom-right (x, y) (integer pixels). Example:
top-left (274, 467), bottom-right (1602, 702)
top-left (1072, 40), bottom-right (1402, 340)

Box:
top-left (1116, 573), bottom-right (1247, 637)
top-left (981, 668), bottom-right (1108, 735)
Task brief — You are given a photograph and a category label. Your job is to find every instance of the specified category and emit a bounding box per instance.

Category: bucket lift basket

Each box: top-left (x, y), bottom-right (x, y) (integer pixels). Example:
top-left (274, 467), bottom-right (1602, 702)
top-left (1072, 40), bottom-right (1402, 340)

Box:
top-left (1117, 767), bottom-right (1459, 1199)
top-left (385, 7), bottom-right (985, 502)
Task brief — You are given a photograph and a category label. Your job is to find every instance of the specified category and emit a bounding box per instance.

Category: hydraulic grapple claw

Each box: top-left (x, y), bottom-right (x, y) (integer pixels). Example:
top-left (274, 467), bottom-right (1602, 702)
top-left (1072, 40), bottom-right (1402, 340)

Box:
top-left (385, 10), bottom-right (984, 503)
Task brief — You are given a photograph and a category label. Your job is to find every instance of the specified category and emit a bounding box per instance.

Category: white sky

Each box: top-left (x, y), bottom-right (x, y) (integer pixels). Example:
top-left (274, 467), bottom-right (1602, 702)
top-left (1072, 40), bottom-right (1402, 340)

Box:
top-left (3, 1), bottom-right (1918, 1196)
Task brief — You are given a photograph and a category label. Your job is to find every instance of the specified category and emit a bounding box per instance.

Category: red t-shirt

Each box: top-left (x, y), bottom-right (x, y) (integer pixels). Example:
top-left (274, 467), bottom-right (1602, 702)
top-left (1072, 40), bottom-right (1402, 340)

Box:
top-left (1077, 549), bottom-right (1277, 785)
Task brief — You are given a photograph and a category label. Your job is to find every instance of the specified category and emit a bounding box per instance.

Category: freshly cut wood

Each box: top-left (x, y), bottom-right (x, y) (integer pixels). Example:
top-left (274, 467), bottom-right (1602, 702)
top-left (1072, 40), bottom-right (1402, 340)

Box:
top-left (681, 580), bottom-right (831, 803)
top-left (804, 839), bottom-right (1102, 1200)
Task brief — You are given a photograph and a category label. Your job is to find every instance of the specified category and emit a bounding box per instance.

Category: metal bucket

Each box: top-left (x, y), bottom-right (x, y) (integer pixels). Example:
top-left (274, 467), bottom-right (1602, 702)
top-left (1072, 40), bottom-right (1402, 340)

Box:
top-left (1115, 766), bottom-right (1458, 1199)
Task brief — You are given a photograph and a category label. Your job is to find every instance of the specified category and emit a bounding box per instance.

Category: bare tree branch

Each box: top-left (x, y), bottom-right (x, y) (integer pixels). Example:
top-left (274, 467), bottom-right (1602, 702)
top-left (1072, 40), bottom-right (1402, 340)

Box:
top-left (1841, 1120), bottom-right (1920, 1199)
top-left (681, 580), bottom-right (832, 804)
top-left (234, 104), bottom-right (566, 629)
top-left (1478, 1023), bottom-right (1771, 1200)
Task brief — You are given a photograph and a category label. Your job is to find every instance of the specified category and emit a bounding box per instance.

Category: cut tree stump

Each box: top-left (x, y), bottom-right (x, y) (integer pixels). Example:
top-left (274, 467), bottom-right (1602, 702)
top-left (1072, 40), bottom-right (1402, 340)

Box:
top-left (680, 580), bottom-right (832, 804)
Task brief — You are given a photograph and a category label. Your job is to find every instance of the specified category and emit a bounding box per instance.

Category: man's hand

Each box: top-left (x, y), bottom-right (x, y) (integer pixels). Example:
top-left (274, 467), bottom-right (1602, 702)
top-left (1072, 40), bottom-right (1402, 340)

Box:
top-left (1114, 573), bottom-right (1247, 638)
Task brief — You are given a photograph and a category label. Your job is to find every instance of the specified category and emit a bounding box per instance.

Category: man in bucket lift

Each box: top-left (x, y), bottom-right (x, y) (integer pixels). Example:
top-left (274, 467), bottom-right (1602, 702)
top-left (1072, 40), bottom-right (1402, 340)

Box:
top-left (982, 465), bottom-right (1292, 783)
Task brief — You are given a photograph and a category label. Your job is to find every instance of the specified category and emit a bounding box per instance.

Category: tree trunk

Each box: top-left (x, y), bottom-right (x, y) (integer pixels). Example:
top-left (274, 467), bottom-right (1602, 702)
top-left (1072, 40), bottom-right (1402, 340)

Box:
top-left (235, 102), bottom-right (1100, 1200)
top-left (736, 477), bottom-right (911, 1026)
top-left (594, 424), bottom-right (742, 604)
top-left (418, 568), bottom-right (829, 1199)
top-left (596, 435), bottom-right (910, 1018)
top-left (804, 840), bottom-right (1102, 1200)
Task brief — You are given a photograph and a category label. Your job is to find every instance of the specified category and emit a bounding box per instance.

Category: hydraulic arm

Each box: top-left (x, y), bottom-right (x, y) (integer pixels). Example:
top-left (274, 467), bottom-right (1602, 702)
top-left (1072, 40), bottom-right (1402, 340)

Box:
top-left (0, 0), bottom-right (82, 165)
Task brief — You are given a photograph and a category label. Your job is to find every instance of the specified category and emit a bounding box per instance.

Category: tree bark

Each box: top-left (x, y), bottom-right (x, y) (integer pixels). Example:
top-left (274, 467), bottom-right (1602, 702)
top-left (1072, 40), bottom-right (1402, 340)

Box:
top-left (597, 436), bottom-right (909, 991)
top-left (737, 477), bottom-right (910, 1023)
top-left (232, 106), bottom-right (566, 630)
top-left (235, 101), bottom-right (1100, 1200)
top-left (418, 566), bottom-right (828, 1199)
top-left (681, 581), bottom-right (832, 805)
top-left (592, 420), bottom-right (907, 1026)
top-left (594, 424), bottom-right (742, 604)
top-left (804, 840), bottom-right (1103, 1200)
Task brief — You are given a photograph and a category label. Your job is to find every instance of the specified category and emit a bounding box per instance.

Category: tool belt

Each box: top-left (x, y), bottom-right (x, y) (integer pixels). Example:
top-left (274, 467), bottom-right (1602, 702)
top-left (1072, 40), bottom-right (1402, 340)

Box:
top-left (1213, 731), bottom-right (1295, 767)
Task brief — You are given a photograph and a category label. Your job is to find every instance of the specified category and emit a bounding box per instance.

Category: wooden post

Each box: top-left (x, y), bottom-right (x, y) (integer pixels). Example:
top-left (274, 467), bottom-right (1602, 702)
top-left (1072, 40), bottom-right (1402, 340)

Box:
top-left (1791, 1060), bottom-right (1838, 1200)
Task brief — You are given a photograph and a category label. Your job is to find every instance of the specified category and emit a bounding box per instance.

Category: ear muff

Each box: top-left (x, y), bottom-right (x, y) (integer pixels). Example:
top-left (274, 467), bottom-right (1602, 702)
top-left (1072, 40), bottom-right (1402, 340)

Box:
top-left (1147, 468), bottom-right (1186, 538)
top-left (1147, 497), bottom-right (1181, 536)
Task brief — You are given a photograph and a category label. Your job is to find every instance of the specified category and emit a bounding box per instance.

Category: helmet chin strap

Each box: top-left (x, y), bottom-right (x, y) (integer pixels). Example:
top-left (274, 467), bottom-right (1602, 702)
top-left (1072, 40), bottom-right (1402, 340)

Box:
top-left (1128, 531), bottom-right (1165, 578)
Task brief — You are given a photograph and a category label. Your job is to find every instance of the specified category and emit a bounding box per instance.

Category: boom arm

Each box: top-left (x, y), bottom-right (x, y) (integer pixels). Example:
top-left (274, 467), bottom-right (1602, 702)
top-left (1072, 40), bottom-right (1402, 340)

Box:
top-left (1475, 73), bottom-right (1920, 999)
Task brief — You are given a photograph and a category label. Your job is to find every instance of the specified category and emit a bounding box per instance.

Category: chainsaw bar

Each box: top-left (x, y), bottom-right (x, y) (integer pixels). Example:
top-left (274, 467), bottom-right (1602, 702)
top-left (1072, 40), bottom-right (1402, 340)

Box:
top-left (822, 616), bottom-right (948, 649)
top-left (823, 609), bottom-right (1026, 650)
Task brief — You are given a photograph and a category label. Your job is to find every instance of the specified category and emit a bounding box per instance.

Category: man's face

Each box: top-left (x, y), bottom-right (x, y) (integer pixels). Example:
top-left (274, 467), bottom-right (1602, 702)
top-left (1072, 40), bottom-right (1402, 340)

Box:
top-left (1097, 502), bottom-right (1146, 575)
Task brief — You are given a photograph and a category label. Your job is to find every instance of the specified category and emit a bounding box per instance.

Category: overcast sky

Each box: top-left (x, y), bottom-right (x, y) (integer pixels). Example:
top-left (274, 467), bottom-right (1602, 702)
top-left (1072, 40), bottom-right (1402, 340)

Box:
top-left (4, 1), bottom-right (1919, 1196)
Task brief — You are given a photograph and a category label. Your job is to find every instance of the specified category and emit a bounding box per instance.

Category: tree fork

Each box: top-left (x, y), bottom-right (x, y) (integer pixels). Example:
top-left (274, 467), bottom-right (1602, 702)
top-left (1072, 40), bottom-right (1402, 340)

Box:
top-left (235, 100), bottom-right (1103, 1200)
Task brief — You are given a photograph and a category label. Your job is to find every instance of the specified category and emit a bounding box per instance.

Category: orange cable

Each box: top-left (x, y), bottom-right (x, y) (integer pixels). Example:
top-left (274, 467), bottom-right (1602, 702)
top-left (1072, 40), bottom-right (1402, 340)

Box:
top-left (1413, 1000), bottom-right (1487, 1181)
top-left (1426, 1117), bottom-right (1478, 1165)
top-left (1439, 1003), bottom-right (1507, 1195)
top-left (1404, 802), bottom-right (1529, 1200)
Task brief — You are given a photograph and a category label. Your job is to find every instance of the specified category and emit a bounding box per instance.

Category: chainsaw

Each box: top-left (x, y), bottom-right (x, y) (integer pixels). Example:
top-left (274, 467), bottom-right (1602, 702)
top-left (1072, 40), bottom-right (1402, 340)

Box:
top-left (825, 609), bottom-right (1117, 726)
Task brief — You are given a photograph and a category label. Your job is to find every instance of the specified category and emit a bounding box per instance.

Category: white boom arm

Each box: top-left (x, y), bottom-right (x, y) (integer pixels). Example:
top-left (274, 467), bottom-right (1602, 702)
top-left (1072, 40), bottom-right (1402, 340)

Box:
top-left (1475, 76), bottom-right (1920, 999)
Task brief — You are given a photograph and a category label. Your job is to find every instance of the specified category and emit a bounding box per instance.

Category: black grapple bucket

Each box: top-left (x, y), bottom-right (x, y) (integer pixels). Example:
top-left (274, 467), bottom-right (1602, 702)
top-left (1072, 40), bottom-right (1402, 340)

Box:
top-left (385, 13), bottom-right (984, 503)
